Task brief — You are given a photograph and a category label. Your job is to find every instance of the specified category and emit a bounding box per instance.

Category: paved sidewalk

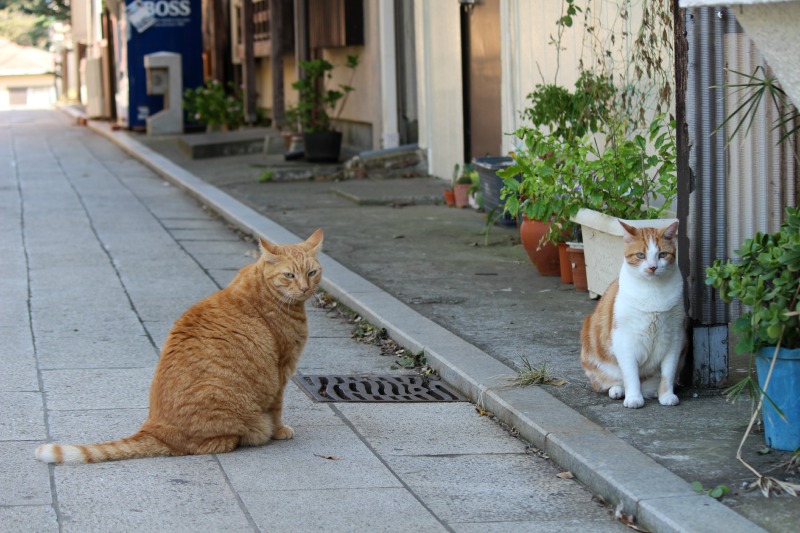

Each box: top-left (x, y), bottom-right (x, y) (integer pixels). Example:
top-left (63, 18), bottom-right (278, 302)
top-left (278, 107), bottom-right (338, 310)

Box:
top-left (2, 110), bottom-right (635, 532)
top-left (115, 122), bottom-right (799, 532)
top-left (4, 108), bottom-right (795, 532)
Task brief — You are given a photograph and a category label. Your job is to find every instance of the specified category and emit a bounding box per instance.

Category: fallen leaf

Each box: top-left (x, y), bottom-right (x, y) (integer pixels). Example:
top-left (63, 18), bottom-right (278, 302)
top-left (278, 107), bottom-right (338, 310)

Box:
top-left (314, 454), bottom-right (340, 461)
top-left (556, 471), bottom-right (574, 479)
top-left (614, 503), bottom-right (650, 532)
top-left (475, 406), bottom-right (492, 417)
top-left (548, 378), bottom-right (568, 387)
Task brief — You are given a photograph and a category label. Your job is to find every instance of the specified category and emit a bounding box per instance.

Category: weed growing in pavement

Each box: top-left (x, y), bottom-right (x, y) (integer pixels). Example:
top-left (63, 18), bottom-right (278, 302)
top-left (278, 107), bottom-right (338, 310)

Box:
top-left (691, 481), bottom-right (730, 500)
top-left (507, 357), bottom-right (566, 387)
top-left (258, 170), bottom-right (273, 183)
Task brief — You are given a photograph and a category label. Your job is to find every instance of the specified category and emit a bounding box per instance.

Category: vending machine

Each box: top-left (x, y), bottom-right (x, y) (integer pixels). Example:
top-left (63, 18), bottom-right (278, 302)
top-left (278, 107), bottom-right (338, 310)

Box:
top-left (115, 0), bottom-right (203, 129)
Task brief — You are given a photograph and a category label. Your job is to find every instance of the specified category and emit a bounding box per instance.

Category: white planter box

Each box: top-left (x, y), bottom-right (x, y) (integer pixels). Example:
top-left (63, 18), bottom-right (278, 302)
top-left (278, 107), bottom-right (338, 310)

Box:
top-left (571, 208), bottom-right (678, 298)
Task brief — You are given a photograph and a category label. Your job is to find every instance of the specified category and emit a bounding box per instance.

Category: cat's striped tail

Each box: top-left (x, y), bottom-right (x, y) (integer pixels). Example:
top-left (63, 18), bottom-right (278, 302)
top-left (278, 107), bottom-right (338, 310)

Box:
top-left (35, 431), bottom-right (175, 464)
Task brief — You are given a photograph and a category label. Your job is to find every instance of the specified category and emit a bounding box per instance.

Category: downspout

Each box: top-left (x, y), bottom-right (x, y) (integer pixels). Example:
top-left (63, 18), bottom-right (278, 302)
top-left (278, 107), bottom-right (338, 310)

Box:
top-left (379, 0), bottom-right (400, 149)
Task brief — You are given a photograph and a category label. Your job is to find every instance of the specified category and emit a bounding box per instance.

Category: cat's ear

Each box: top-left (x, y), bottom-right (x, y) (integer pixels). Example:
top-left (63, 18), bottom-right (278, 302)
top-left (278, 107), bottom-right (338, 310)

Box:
top-left (259, 237), bottom-right (281, 264)
top-left (304, 229), bottom-right (324, 253)
top-left (660, 221), bottom-right (679, 240)
top-left (619, 221), bottom-right (638, 243)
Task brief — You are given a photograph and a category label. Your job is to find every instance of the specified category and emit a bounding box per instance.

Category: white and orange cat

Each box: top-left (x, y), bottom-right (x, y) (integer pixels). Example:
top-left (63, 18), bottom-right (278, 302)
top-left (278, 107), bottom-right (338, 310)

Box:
top-left (580, 221), bottom-right (685, 409)
top-left (36, 229), bottom-right (323, 464)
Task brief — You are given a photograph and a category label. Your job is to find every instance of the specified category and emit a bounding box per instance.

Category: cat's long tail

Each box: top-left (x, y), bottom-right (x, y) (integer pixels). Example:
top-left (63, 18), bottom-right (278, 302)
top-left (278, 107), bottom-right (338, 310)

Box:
top-left (35, 431), bottom-right (175, 464)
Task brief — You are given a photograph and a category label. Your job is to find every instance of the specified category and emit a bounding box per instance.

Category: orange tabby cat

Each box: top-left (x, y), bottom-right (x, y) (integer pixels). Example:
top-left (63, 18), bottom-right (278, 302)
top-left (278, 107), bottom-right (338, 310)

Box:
top-left (581, 221), bottom-right (685, 409)
top-left (36, 229), bottom-right (323, 464)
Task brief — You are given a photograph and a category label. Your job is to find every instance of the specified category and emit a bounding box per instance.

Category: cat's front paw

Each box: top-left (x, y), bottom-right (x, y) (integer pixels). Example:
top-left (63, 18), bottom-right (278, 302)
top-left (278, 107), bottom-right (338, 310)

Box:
top-left (608, 386), bottom-right (625, 400)
top-left (623, 395), bottom-right (645, 409)
top-left (658, 393), bottom-right (680, 406)
top-left (273, 425), bottom-right (295, 440)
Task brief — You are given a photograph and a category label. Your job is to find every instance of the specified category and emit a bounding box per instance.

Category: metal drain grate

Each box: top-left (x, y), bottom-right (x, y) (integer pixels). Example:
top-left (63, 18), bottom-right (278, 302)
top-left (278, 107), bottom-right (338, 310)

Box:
top-left (293, 374), bottom-right (468, 403)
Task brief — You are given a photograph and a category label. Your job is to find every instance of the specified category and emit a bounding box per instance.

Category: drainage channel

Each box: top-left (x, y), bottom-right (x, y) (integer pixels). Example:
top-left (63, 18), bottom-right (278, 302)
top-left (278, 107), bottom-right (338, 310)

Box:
top-left (293, 374), bottom-right (468, 403)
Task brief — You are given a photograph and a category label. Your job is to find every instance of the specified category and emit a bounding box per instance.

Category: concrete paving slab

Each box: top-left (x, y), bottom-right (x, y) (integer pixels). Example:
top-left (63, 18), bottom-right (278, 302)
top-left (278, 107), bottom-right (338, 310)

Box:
top-left (0, 392), bottom-right (46, 441)
top-left (238, 487), bottom-right (448, 533)
top-left (0, 328), bottom-right (39, 392)
top-left (177, 238), bottom-right (254, 256)
top-left (53, 455), bottom-right (253, 533)
top-left (31, 315), bottom-right (146, 344)
top-left (159, 217), bottom-right (233, 230)
top-left (205, 268), bottom-right (241, 288)
top-left (0, 442), bottom-right (52, 505)
top-left (0, 506), bottom-right (58, 533)
top-left (34, 333), bottom-right (156, 369)
top-left (300, 336), bottom-right (401, 374)
top-left (41, 367), bottom-right (155, 411)
top-left (336, 403), bottom-right (522, 456)
top-left (26, 267), bottom-right (121, 294)
top-left (180, 251), bottom-right (253, 271)
top-left (386, 453), bottom-right (619, 525)
top-left (168, 227), bottom-right (253, 242)
top-left (278, 384), bottom-right (343, 428)
top-left (218, 425), bottom-right (402, 492)
top-left (46, 408), bottom-right (148, 443)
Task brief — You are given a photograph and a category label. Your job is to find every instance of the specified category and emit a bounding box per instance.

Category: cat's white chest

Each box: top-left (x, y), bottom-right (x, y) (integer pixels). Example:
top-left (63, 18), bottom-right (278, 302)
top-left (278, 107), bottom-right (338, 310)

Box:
top-left (612, 267), bottom-right (685, 367)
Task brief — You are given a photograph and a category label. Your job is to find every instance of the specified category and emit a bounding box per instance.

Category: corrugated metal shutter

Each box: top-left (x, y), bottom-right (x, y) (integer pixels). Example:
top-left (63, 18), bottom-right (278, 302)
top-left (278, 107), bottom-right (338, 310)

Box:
top-left (686, 7), bottom-right (798, 385)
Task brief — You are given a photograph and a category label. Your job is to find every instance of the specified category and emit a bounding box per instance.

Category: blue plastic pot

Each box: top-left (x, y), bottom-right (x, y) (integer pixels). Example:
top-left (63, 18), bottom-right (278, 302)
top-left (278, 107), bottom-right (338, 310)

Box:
top-left (756, 346), bottom-right (800, 451)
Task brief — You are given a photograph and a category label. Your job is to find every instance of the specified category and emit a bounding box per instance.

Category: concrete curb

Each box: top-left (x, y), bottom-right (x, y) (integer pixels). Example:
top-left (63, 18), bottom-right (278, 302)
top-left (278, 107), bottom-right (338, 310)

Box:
top-left (68, 109), bottom-right (763, 533)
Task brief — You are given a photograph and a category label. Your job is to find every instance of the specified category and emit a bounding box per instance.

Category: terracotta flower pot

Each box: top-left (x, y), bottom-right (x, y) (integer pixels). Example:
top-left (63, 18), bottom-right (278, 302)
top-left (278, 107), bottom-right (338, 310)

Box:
top-left (566, 245), bottom-right (588, 292)
top-left (443, 189), bottom-right (456, 206)
top-left (519, 216), bottom-right (560, 276)
top-left (557, 242), bottom-right (573, 284)
top-left (454, 183), bottom-right (471, 208)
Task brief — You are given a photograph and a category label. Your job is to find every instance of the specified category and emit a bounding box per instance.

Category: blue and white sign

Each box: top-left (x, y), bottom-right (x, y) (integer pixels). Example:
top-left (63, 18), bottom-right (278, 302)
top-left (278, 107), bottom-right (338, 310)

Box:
top-left (122, 0), bottom-right (203, 129)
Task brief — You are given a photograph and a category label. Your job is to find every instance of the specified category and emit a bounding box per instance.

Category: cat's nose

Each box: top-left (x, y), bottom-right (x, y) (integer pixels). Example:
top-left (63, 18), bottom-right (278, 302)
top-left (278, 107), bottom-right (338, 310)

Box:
top-left (648, 266), bottom-right (658, 273)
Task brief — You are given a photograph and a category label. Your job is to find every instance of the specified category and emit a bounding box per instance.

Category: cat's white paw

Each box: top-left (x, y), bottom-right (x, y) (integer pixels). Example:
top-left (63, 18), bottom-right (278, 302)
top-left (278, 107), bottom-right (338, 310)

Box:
top-left (658, 393), bottom-right (680, 406)
top-left (623, 395), bottom-right (645, 409)
top-left (608, 386), bottom-right (625, 400)
top-left (273, 425), bottom-right (294, 440)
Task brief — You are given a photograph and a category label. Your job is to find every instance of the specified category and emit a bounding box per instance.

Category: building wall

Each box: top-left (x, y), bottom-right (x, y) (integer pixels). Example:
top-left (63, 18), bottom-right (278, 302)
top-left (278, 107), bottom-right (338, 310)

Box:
top-left (413, 0), bottom-right (463, 180)
top-left (249, 0), bottom-right (377, 151)
top-left (0, 74), bottom-right (57, 109)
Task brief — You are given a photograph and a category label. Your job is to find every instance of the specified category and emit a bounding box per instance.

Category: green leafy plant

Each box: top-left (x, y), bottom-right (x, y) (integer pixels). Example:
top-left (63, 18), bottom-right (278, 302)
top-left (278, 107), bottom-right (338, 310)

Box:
top-left (457, 163), bottom-right (478, 186)
top-left (705, 206), bottom-right (800, 355)
top-left (691, 481), bottom-right (730, 500)
top-left (706, 207), bottom-right (800, 497)
top-left (183, 80), bottom-right (245, 130)
top-left (499, 113), bottom-right (677, 247)
top-left (292, 55), bottom-right (359, 133)
top-left (714, 66), bottom-right (800, 146)
top-left (258, 170), bottom-right (273, 183)
top-left (522, 71), bottom-right (615, 143)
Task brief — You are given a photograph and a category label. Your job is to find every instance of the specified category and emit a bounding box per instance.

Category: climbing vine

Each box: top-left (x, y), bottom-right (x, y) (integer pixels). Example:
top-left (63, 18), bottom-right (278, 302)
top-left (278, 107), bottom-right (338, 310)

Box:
top-left (570, 0), bottom-right (675, 131)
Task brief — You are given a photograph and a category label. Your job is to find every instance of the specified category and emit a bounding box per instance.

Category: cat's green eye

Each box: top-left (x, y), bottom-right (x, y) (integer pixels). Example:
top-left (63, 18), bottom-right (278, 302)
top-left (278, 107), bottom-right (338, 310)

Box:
top-left (659, 252), bottom-right (669, 259)
top-left (284, 273), bottom-right (295, 279)
top-left (308, 270), bottom-right (318, 277)
top-left (636, 253), bottom-right (646, 259)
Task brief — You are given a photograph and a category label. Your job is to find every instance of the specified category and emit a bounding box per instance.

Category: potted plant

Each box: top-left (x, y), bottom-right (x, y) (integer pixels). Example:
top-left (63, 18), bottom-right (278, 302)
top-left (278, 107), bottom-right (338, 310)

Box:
top-left (454, 164), bottom-right (477, 208)
top-left (499, 128), bottom-right (580, 277)
top-left (498, 72), bottom-right (614, 278)
top-left (183, 79), bottom-right (246, 132)
top-left (569, 113), bottom-right (678, 296)
top-left (705, 206), bottom-right (800, 452)
top-left (292, 55), bottom-right (359, 162)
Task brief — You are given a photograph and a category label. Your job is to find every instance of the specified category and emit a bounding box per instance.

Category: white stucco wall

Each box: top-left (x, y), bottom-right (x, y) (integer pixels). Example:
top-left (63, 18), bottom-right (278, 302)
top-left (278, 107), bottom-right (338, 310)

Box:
top-left (414, 0), bottom-right (464, 180)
